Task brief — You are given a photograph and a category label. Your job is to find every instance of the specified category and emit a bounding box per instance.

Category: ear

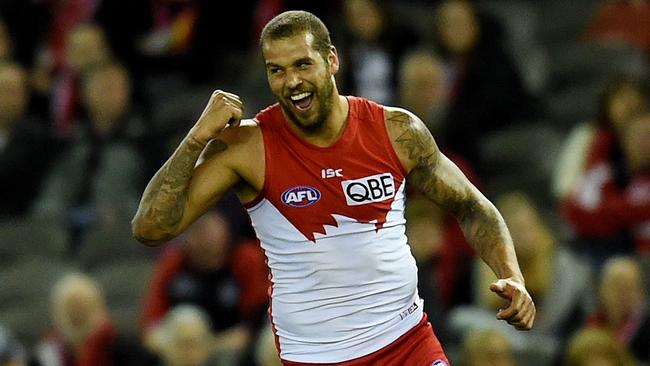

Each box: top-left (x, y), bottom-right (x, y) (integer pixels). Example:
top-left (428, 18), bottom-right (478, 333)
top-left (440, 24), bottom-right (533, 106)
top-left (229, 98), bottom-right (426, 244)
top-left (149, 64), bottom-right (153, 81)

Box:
top-left (327, 46), bottom-right (340, 75)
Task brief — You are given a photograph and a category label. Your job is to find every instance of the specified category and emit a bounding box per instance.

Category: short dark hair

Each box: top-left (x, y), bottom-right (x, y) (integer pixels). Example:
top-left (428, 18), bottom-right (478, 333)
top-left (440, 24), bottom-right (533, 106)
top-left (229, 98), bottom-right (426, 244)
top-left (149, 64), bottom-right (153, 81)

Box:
top-left (260, 10), bottom-right (332, 61)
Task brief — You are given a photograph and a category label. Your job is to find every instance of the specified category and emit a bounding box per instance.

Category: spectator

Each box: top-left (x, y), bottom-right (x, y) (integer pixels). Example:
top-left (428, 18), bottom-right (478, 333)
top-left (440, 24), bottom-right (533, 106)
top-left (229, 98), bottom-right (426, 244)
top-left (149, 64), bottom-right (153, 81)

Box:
top-left (448, 191), bottom-right (593, 362)
top-left (477, 192), bottom-right (593, 339)
top-left (0, 61), bottom-right (56, 219)
top-left (552, 77), bottom-right (647, 201)
top-left (140, 210), bottom-right (269, 362)
top-left (585, 256), bottom-right (649, 362)
top-left (253, 320), bottom-right (282, 366)
top-left (405, 194), bottom-right (452, 342)
top-left (30, 62), bottom-right (147, 248)
top-left (155, 306), bottom-right (216, 366)
top-left (404, 153), bottom-right (481, 345)
top-left (335, 0), bottom-right (419, 105)
top-left (0, 324), bottom-right (26, 366)
top-left (564, 327), bottom-right (638, 366)
top-left (561, 79), bottom-right (650, 262)
top-left (584, 0), bottom-right (650, 58)
top-left (34, 273), bottom-right (117, 366)
top-left (32, 23), bottom-right (112, 139)
top-left (460, 328), bottom-right (516, 366)
top-left (406, 154), bottom-right (480, 309)
top-left (397, 49), bottom-right (446, 135)
top-left (432, 0), bottom-right (537, 175)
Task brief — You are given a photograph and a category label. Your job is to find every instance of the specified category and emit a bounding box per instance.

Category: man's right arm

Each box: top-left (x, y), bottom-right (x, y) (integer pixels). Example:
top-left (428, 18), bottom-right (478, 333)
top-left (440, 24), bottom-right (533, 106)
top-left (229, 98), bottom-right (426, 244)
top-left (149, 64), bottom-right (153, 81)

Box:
top-left (131, 91), bottom-right (244, 245)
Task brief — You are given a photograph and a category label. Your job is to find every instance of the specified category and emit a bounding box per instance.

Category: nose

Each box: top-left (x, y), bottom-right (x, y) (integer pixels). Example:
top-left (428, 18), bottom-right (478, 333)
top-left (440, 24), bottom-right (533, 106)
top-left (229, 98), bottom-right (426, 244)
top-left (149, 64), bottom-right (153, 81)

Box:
top-left (285, 69), bottom-right (302, 90)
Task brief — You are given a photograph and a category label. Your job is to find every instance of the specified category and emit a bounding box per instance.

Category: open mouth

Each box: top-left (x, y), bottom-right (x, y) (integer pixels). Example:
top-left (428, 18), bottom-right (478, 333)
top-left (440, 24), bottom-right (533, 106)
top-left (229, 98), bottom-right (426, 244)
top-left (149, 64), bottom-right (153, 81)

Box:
top-left (289, 92), bottom-right (314, 111)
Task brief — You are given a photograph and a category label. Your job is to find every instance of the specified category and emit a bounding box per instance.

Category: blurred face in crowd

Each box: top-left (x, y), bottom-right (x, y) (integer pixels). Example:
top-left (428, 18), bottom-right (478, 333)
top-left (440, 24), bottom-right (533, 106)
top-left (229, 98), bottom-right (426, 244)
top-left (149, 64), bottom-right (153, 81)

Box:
top-left (606, 81), bottom-right (646, 133)
top-left (161, 310), bottom-right (212, 366)
top-left (577, 355), bottom-right (618, 366)
top-left (464, 329), bottom-right (516, 366)
top-left (51, 274), bottom-right (107, 349)
top-left (0, 63), bottom-right (28, 128)
top-left (83, 65), bottom-right (131, 134)
top-left (66, 24), bottom-right (110, 72)
top-left (599, 257), bottom-right (646, 327)
top-left (183, 211), bottom-right (232, 271)
top-left (436, 0), bottom-right (479, 56)
top-left (399, 52), bottom-right (445, 123)
top-left (344, 0), bottom-right (384, 42)
top-left (263, 32), bottom-right (338, 133)
top-left (622, 114), bottom-right (650, 173)
top-left (497, 193), bottom-right (553, 265)
top-left (565, 328), bottom-right (635, 366)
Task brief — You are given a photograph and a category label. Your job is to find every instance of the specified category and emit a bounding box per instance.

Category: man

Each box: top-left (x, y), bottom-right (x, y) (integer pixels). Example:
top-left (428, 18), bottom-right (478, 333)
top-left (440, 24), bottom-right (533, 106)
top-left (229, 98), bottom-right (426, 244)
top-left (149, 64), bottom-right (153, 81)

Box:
top-left (0, 61), bottom-right (55, 219)
top-left (132, 10), bottom-right (535, 365)
top-left (36, 273), bottom-right (117, 366)
top-left (155, 306), bottom-right (216, 366)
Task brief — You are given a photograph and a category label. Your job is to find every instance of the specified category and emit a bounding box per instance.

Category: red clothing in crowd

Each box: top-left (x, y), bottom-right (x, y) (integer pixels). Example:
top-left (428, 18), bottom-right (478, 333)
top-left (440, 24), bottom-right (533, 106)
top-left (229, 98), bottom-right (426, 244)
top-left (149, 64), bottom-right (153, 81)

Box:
top-left (140, 240), bottom-right (270, 334)
top-left (37, 320), bottom-right (116, 366)
top-left (561, 128), bottom-right (650, 253)
top-left (584, 0), bottom-right (650, 57)
top-left (585, 306), bottom-right (650, 362)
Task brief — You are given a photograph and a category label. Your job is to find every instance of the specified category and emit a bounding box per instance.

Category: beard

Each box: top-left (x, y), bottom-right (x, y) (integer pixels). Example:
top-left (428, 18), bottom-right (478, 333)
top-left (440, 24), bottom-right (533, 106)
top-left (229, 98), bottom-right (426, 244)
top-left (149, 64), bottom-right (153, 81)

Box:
top-left (278, 76), bottom-right (335, 134)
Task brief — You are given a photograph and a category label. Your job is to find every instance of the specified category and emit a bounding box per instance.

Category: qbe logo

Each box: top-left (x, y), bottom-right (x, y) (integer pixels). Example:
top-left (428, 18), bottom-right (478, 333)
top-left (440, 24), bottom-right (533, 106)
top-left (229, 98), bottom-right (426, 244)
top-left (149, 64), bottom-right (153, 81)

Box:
top-left (281, 185), bottom-right (321, 207)
top-left (431, 360), bottom-right (447, 366)
top-left (341, 173), bottom-right (395, 206)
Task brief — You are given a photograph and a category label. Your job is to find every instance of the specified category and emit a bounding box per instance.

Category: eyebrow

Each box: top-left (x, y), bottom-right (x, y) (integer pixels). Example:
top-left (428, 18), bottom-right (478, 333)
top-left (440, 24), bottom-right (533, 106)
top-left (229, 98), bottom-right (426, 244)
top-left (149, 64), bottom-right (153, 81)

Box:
top-left (265, 57), bottom-right (314, 69)
top-left (293, 57), bottom-right (313, 66)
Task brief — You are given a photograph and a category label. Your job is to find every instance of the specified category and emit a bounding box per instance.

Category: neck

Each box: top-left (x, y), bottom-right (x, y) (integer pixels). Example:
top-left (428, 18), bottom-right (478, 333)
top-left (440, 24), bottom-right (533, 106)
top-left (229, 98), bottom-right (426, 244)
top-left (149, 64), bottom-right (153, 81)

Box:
top-left (288, 94), bottom-right (349, 147)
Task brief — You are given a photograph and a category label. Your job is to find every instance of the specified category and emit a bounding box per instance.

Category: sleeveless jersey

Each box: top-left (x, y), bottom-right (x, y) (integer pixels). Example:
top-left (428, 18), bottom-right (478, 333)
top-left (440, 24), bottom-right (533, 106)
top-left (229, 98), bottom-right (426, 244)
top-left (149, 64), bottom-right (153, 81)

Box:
top-left (245, 97), bottom-right (423, 363)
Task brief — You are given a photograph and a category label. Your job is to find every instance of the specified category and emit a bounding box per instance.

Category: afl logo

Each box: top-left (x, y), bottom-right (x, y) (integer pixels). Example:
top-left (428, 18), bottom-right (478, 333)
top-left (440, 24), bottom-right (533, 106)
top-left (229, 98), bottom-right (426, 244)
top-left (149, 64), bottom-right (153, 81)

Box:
top-left (281, 186), bottom-right (321, 207)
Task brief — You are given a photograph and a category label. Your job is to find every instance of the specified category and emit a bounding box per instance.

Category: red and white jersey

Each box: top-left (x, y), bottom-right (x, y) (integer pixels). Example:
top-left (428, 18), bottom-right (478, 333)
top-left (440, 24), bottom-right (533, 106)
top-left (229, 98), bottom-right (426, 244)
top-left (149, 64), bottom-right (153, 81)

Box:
top-left (245, 97), bottom-right (423, 363)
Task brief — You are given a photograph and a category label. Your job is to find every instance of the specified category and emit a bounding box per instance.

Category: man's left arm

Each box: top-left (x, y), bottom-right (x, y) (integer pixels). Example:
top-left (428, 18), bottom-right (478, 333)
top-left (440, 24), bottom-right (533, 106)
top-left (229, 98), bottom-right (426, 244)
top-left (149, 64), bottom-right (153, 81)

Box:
top-left (385, 107), bottom-right (535, 330)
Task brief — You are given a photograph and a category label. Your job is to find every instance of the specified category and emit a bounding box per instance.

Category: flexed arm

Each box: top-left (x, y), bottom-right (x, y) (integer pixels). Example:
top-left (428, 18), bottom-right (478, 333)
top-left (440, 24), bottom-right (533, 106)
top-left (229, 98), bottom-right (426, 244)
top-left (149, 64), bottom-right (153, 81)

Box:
top-left (385, 107), bottom-right (535, 330)
top-left (132, 91), bottom-right (244, 245)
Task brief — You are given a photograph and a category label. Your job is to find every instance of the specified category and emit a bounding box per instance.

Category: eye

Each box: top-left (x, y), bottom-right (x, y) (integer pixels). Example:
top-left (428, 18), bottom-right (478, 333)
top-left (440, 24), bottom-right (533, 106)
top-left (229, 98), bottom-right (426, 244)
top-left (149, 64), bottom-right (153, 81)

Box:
top-left (298, 62), bottom-right (311, 69)
top-left (268, 67), bottom-right (283, 76)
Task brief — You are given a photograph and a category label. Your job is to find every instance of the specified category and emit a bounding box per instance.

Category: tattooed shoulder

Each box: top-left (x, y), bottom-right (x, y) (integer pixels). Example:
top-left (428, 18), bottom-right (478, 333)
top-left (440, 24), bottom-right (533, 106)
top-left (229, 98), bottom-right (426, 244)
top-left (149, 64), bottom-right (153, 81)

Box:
top-left (384, 107), bottom-right (439, 173)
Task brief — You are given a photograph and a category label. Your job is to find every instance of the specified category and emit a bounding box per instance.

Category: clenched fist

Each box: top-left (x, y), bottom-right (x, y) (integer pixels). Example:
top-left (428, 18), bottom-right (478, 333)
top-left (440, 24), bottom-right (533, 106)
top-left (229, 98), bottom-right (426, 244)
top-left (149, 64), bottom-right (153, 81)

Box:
top-left (190, 90), bottom-right (244, 145)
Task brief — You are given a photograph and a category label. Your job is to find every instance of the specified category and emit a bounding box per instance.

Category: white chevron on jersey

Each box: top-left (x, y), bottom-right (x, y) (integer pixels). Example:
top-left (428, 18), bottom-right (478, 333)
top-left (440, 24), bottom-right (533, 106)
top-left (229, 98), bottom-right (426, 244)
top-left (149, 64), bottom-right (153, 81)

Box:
top-left (247, 181), bottom-right (423, 363)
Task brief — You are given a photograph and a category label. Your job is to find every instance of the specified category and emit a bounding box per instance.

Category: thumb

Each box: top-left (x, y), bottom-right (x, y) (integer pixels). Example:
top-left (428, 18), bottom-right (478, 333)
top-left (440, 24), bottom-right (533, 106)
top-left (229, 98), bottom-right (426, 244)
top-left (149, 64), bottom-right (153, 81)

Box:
top-left (490, 279), bottom-right (505, 293)
top-left (490, 280), bottom-right (511, 299)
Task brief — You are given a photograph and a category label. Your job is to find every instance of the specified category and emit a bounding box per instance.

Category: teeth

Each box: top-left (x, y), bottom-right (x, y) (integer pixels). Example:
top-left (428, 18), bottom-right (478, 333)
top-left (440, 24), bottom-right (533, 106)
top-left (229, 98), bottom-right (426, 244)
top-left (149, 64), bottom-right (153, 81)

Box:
top-left (290, 92), bottom-right (311, 101)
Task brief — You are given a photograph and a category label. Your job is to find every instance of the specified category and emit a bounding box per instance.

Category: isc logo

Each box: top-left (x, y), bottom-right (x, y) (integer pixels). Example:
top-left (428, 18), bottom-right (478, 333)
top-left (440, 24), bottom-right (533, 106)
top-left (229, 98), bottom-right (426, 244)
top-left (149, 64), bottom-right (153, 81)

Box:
top-left (321, 168), bottom-right (343, 178)
top-left (281, 185), bottom-right (321, 207)
top-left (341, 173), bottom-right (395, 206)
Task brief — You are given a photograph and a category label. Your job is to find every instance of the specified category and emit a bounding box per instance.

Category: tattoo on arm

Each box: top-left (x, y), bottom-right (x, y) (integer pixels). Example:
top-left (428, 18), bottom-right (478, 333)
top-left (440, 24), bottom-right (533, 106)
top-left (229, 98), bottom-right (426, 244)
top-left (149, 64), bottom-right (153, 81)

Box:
top-left (386, 109), bottom-right (439, 197)
top-left (388, 109), bottom-right (521, 280)
top-left (134, 135), bottom-right (228, 238)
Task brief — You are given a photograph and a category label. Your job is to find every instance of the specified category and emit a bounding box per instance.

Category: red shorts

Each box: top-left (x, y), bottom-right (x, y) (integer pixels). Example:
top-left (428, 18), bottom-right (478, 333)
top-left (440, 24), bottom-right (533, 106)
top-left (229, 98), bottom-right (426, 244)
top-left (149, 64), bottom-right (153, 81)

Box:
top-left (281, 314), bottom-right (450, 366)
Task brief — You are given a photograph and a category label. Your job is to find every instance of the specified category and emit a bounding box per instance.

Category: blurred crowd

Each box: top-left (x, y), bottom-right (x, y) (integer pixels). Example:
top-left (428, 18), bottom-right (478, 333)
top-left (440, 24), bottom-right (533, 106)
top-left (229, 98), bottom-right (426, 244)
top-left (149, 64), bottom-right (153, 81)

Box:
top-left (0, 0), bottom-right (649, 365)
